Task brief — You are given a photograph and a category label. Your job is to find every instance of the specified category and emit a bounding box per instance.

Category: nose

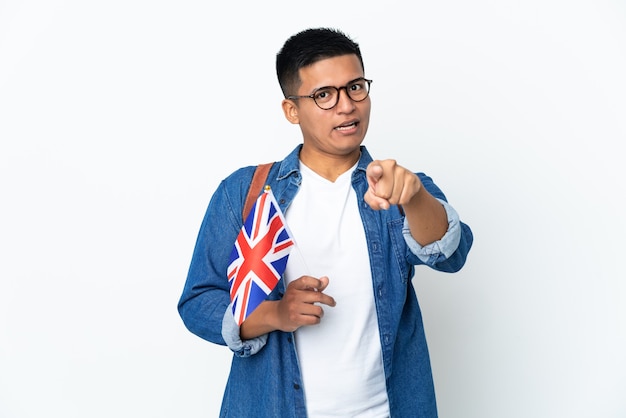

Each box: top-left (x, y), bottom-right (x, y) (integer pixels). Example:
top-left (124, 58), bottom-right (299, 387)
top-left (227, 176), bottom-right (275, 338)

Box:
top-left (335, 87), bottom-right (355, 112)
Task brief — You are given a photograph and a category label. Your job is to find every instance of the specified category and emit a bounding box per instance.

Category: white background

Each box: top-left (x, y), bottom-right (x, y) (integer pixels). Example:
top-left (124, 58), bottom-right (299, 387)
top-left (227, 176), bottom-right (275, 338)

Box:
top-left (1, 1), bottom-right (625, 417)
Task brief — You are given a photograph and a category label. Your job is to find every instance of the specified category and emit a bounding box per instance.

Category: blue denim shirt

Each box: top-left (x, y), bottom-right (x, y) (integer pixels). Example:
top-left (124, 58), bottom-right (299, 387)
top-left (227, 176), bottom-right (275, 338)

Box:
top-left (178, 145), bottom-right (473, 418)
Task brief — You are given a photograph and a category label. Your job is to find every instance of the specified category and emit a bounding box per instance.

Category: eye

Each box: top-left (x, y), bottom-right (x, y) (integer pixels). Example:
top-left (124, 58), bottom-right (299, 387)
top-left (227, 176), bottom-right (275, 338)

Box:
top-left (349, 80), bottom-right (365, 91)
top-left (314, 88), bottom-right (334, 102)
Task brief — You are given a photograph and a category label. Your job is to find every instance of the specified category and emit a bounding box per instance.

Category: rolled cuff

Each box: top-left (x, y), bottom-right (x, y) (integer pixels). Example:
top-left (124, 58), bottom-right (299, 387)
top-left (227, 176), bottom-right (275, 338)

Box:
top-left (221, 303), bottom-right (268, 357)
top-left (402, 198), bottom-right (462, 265)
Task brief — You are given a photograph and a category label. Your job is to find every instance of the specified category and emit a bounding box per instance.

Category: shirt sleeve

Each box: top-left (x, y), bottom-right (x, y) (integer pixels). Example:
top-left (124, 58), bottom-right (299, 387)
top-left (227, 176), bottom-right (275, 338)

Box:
top-left (221, 303), bottom-right (268, 357)
top-left (402, 198), bottom-right (462, 265)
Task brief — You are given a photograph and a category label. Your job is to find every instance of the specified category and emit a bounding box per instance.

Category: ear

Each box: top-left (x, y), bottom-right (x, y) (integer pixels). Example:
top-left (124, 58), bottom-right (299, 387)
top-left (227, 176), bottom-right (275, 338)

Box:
top-left (281, 99), bottom-right (300, 124)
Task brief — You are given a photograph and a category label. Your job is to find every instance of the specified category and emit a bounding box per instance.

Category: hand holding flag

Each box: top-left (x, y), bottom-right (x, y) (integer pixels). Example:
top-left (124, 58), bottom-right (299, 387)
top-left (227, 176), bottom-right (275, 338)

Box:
top-left (227, 186), bottom-right (294, 326)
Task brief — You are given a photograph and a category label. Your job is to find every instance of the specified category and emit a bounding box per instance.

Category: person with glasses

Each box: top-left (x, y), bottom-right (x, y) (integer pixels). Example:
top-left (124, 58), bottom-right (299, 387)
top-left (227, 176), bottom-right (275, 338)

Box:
top-left (178, 27), bottom-right (473, 418)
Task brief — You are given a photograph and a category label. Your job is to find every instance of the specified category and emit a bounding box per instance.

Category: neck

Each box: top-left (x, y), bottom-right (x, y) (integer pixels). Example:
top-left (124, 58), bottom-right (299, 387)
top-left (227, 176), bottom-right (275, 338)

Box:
top-left (299, 148), bottom-right (361, 182)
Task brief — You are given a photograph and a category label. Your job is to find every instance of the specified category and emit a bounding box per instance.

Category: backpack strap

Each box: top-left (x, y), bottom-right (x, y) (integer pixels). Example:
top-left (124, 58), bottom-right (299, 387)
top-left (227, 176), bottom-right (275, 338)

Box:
top-left (243, 162), bottom-right (274, 222)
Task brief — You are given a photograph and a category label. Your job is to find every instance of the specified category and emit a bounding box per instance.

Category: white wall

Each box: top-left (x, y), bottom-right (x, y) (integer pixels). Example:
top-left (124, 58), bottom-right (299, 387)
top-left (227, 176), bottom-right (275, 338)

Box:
top-left (1, 1), bottom-right (624, 417)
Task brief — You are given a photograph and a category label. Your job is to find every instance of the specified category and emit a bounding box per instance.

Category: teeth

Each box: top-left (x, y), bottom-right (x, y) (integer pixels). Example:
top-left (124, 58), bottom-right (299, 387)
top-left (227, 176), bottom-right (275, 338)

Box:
top-left (335, 123), bottom-right (356, 130)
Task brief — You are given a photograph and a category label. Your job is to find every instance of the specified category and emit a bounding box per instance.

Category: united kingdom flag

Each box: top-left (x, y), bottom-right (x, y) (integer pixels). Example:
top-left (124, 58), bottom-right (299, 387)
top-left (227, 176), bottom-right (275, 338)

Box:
top-left (227, 186), bottom-right (294, 326)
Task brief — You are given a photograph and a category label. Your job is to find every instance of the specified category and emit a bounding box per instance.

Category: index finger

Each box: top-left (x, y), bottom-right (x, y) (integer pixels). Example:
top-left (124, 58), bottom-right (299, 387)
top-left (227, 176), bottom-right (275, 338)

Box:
top-left (289, 275), bottom-right (327, 291)
top-left (366, 162), bottom-right (384, 185)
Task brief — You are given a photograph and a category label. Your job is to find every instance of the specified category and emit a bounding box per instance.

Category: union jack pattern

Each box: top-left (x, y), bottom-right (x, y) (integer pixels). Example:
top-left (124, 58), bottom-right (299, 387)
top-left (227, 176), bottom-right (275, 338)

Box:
top-left (227, 187), bottom-right (294, 325)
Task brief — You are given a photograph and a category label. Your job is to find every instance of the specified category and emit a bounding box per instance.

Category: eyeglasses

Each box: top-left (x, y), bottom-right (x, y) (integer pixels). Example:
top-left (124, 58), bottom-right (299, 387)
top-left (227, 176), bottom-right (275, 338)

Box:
top-left (287, 78), bottom-right (373, 110)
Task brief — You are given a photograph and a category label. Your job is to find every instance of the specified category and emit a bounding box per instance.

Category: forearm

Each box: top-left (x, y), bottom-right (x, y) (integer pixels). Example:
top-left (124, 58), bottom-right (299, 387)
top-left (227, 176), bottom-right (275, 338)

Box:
top-left (402, 187), bottom-right (448, 246)
top-left (239, 300), bottom-right (281, 340)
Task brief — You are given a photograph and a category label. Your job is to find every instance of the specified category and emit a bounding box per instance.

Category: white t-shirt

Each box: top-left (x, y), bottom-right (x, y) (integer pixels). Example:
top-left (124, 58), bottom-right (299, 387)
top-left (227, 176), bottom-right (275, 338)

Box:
top-left (284, 162), bottom-right (390, 418)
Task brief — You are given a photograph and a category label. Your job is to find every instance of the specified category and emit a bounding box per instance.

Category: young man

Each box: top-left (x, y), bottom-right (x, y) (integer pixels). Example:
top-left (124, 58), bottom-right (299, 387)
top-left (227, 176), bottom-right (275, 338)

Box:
top-left (178, 27), bottom-right (473, 417)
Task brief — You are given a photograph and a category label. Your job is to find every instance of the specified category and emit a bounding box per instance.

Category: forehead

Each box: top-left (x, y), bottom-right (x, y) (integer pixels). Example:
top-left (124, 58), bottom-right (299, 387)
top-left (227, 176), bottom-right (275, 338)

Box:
top-left (297, 54), bottom-right (364, 91)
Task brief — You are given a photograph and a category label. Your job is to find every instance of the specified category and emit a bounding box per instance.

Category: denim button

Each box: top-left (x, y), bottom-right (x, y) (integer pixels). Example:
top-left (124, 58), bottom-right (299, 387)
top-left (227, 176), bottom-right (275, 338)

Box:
top-left (293, 383), bottom-right (300, 390)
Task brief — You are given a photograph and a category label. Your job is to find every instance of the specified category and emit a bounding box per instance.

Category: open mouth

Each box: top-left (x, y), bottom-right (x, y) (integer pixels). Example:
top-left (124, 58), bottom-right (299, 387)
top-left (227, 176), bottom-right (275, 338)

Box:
top-left (334, 121), bottom-right (358, 131)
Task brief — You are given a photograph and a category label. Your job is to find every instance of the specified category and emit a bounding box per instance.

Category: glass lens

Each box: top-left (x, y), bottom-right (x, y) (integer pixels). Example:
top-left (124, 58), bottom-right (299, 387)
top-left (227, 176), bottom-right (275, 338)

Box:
top-left (313, 87), bottom-right (337, 108)
top-left (346, 79), bottom-right (369, 101)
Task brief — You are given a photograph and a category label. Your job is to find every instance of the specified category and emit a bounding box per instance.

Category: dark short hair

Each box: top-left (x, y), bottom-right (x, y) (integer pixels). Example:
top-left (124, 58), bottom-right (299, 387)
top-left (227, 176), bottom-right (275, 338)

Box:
top-left (276, 27), bottom-right (364, 98)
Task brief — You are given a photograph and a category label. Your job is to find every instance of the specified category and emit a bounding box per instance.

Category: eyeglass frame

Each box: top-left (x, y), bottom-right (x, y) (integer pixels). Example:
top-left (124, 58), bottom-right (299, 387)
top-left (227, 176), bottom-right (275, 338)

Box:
top-left (286, 77), bottom-right (373, 110)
